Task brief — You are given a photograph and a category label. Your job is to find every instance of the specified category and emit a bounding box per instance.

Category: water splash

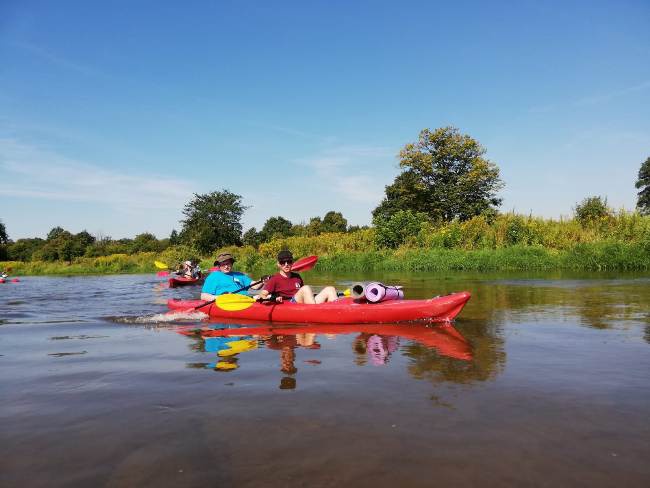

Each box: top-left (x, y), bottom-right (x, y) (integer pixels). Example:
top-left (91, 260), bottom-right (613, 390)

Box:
top-left (111, 311), bottom-right (209, 324)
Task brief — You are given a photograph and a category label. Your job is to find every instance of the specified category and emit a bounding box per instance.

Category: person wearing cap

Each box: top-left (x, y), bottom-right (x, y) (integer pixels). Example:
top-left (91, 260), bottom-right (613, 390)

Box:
top-left (200, 252), bottom-right (264, 300)
top-left (258, 250), bottom-right (338, 304)
top-left (177, 260), bottom-right (195, 278)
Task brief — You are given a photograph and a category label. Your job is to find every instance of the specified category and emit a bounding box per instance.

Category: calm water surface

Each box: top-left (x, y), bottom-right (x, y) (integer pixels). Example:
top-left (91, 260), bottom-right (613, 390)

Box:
top-left (1, 271), bottom-right (649, 487)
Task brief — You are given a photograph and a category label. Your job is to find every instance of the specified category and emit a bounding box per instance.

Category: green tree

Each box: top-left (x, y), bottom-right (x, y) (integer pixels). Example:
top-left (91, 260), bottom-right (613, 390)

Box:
top-left (242, 227), bottom-right (262, 247)
top-left (179, 190), bottom-right (247, 253)
top-left (321, 211), bottom-right (348, 233)
top-left (574, 196), bottom-right (611, 225)
top-left (0, 219), bottom-right (7, 245)
top-left (635, 156), bottom-right (650, 215)
top-left (37, 230), bottom-right (80, 262)
top-left (0, 219), bottom-right (7, 260)
top-left (259, 216), bottom-right (293, 242)
top-left (130, 232), bottom-right (161, 253)
top-left (7, 238), bottom-right (44, 261)
top-left (46, 226), bottom-right (66, 241)
top-left (374, 210), bottom-right (428, 248)
top-left (373, 127), bottom-right (503, 222)
top-left (306, 217), bottom-right (322, 236)
top-left (169, 229), bottom-right (180, 245)
top-left (75, 230), bottom-right (96, 248)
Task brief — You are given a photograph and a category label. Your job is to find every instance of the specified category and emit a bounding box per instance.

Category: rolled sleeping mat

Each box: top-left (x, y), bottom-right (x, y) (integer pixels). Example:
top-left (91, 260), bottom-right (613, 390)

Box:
top-left (350, 282), bottom-right (367, 299)
top-left (364, 282), bottom-right (404, 303)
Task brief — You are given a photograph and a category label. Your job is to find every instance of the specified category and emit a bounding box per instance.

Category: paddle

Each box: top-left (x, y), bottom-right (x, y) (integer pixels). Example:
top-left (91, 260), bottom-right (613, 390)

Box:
top-left (196, 255), bottom-right (319, 312)
top-left (154, 260), bottom-right (171, 277)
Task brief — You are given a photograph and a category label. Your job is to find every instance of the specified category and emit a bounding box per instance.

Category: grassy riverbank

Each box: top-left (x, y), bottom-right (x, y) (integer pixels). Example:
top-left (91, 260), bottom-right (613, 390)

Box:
top-left (3, 241), bottom-right (650, 276)
top-left (3, 213), bottom-right (650, 275)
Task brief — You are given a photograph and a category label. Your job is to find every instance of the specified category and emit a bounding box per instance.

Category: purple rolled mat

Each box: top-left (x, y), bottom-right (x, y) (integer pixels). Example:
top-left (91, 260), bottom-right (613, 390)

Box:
top-left (364, 282), bottom-right (404, 303)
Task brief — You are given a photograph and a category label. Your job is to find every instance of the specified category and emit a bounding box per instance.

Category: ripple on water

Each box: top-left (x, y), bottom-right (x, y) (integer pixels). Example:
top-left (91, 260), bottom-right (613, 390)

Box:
top-left (50, 335), bottom-right (109, 340)
top-left (106, 311), bottom-right (208, 324)
top-left (47, 351), bottom-right (88, 357)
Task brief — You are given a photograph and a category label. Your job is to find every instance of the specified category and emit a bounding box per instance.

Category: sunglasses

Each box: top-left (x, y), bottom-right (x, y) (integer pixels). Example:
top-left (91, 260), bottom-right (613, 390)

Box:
top-left (279, 259), bottom-right (293, 265)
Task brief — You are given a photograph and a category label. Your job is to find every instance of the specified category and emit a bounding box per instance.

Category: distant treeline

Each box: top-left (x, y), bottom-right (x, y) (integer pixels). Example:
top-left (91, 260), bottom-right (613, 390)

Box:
top-left (1, 127), bottom-right (649, 272)
top-left (2, 210), bottom-right (650, 274)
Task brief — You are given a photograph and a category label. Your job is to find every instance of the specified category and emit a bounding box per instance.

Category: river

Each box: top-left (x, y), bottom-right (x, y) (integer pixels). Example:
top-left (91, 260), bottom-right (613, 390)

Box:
top-left (1, 271), bottom-right (649, 487)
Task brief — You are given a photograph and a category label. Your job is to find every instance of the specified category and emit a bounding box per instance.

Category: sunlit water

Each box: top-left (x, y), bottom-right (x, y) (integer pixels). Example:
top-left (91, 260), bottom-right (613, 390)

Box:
top-left (1, 272), bottom-right (649, 487)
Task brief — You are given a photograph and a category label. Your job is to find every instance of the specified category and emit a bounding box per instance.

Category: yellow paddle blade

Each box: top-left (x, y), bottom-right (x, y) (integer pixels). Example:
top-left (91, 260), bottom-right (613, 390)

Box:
top-left (215, 294), bottom-right (256, 311)
top-left (215, 361), bottom-right (238, 370)
top-left (342, 288), bottom-right (351, 296)
top-left (154, 260), bottom-right (168, 269)
top-left (217, 340), bottom-right (258, 356)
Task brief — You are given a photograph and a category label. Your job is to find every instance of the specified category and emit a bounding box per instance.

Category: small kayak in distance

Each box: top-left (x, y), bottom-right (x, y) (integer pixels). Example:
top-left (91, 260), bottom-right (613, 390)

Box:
top-left (168, 275), bottom-right (203, 288)
top-left (167, 291), bottom-right (471, 324)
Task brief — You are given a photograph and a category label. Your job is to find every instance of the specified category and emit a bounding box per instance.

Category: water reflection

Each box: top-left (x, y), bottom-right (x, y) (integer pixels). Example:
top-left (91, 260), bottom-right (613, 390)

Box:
top-left (179, 322), bottom-right (477, 389)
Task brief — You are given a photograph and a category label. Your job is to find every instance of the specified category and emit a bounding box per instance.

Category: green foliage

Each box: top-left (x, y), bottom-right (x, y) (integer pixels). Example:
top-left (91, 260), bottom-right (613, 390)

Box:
top-left (258, 228), bottom-right (376, 258)
top-left (6, 238), bottom-right (44, 261)
top-left (259, 216), bottom-right (293, 242)
top-left (373, 126), bottom-right (504, 222)
top-left (374, 210), bottom-right (429, 248)
top-left (169, 229), bottom-right (180, 245)
top-left (35, 230), bottom-right (90, 263)
top-left (0, 219), bottom-right (7, 244)
top-left (179, 190), bottom-right (247, 253)
top-left (574, 196), bottom-right (611, 226)
top-left (0, 219), bottom-right (7, 260)
top-left (46, 226), bottom-right (66, 241)
top-left (159, 245), bottom-right (200, 269)
top-left (306, 217), bottom-right (322, 236)
top-left (635, 156), bottom-right (650, 215)
top-left (321, 211), bottom-right (348, 233)
top-left (242, 227), bottom-right (262, 247)
top-left (130, 232), bottom-right (162, 253)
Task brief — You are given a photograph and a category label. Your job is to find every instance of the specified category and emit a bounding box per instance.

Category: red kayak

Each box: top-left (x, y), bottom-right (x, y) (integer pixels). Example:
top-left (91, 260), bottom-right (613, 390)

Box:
top-left (168, 275), bottom-right (203, 288)
top-left (179, 322), bottom-right (472, 360)
top-left (167, 291), bottom-right (471, 324)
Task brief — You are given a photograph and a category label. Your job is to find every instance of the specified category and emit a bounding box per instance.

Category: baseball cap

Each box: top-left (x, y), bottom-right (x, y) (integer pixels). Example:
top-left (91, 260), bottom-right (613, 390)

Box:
top-left (277, 250), bottom-right (293, 262)
top-left (215, 252), bottom-right (235, 264)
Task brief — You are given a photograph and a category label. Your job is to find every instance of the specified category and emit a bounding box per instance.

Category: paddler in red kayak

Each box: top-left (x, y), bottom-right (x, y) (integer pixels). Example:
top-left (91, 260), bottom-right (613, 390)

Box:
top-left (201, 252), bottom-right (265, 300)
top-left (257, 250), bottom-right (338, 304)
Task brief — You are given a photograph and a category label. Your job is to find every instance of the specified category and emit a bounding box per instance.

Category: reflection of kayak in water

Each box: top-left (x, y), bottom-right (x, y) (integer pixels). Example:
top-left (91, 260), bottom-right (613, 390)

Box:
top-left (168, 292), bottom-right (471, 324)
top-left (204, 336), bottom-right (257, 356)
top-left (179, 323), bottom-right (472, 361)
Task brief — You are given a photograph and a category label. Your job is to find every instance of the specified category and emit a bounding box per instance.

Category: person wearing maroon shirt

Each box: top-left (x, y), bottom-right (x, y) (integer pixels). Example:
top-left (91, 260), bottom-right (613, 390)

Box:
top-left (257, 250), bottom-right (338, 304)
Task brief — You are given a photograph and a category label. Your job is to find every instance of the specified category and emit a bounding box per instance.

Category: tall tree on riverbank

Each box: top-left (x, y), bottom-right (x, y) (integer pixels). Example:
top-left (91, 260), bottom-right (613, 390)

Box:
top-left (179, 190), bottom-right (247, 253)
top-left (0, 219), bottom-right (7, 260)
top-left (259, 216), bottom-right (293, 241)
top-left (635, 156), bottom-right (650, 215)
top-left (373, 127), bottom-right (504, 222)
top-left (0, 219), bottom-right (7, 245)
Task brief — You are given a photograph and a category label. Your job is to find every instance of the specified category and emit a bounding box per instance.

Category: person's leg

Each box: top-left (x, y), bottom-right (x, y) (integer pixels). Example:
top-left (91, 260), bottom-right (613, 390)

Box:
top-left (315, 286), bottom-right (338, 303)
top-left (294, 286), bottom-right (315, 304)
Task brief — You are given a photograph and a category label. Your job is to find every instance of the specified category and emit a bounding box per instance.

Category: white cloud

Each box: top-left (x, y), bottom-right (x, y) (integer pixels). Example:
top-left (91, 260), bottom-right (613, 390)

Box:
top-left (293, 144), bottom-right (396, 205)
top-left (0, 139), bottom-right (194, 210)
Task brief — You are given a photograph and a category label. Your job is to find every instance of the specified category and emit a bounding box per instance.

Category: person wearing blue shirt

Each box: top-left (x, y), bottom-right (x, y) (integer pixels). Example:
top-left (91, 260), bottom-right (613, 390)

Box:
top-left (200, 252), bottom-right (264, 300)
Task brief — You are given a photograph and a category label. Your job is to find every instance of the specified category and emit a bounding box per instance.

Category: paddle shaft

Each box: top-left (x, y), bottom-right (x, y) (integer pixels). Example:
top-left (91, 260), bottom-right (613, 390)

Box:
top-left (193, 278), bottom-right (263, 310)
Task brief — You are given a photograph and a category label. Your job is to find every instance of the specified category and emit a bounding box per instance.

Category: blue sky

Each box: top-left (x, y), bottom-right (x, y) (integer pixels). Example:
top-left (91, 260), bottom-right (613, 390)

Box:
top-left (1, 0), bottom-right (649, 239)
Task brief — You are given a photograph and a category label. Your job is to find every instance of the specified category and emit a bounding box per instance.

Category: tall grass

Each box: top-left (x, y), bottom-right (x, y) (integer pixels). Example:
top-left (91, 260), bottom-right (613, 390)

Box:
top-left (3, 213), bottom-right (650, 275)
